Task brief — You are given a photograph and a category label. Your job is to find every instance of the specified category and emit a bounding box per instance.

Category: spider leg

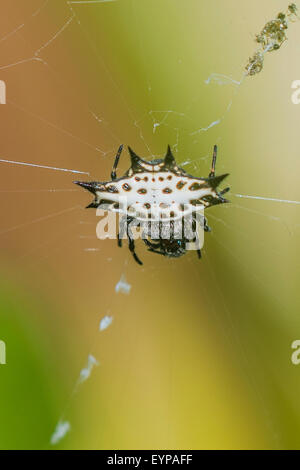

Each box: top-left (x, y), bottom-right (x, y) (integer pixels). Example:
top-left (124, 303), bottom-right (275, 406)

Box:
top-left (220, 187), bottom-right (230, 196)
top-left (190, 216), bottom-right (203, 258)
top-left (117, 214), bottom-right (127, 247)
top-left (209, 144), bottom-right (217, 178)
top-left (147, 247), bottom-right (166, 256)
top-left (203, 217), bottom-right (211, 232)
top-left (127, 218), bottom-right (143, 265)
top-left (143, 239), bottom-right (161, 249)
top-left (117, 234), bottom-right (122, 247)
top-left (111, 144), bottom-right (123, 180)
top-left (128, 237), bottom-right (143, 265)
top-left (195, 214), bottom-right (210, 233)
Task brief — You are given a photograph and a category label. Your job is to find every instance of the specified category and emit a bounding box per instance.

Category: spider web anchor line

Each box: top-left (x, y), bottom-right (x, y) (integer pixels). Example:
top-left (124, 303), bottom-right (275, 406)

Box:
top-left (34, 14), bottom-right (75, 57)
top-left (205, 73), bottom-right (243, 87)
top-left (0, 57), bottom-right (47, 72)
top-left (0, 0), bottom-right (50, 44)
top-left (0, 189), bottom-right (78, 193)
top-left (190, 119), bottom-right (221, 136)
top-left (67, 0), bottom-right (117, 4)
top-left (0, 23), bottom-right (25, 44)
top-left (234, 194), bottom-right (300, 205)
top-left (0, 159), bottom-right (90, 175)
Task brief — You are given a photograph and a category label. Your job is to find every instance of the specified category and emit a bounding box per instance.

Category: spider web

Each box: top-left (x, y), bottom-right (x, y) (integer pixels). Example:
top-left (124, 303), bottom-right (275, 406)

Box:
top-left (0, 0), bottom-right (299, 450)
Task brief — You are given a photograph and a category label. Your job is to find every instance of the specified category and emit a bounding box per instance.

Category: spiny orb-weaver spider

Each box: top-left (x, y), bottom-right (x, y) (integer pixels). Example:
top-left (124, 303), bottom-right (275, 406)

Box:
top-left (74, 145), bottom-right (230, 265)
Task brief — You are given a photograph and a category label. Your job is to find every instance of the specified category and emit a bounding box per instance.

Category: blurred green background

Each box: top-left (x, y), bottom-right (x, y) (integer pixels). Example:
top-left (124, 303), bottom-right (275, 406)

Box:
top-left (0, 0), bottom-right (299, 449)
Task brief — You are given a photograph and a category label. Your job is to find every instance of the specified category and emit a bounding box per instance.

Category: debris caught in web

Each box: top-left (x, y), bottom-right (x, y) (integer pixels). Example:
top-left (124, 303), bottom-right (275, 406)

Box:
top-left (115, 274), bottom-right (131, 295)
top-left (84, 248), bottom-right (100, 252)
top-left (99, 315), bottom-right (113, 331)
top-left (50, 420), bottom-right (71, 446)
top-left (79, 354), bottom-right (99, 383)
top-left (246, 51), bottom-right (265, 76)
top-left (246, 3), bottom-right (299, 76)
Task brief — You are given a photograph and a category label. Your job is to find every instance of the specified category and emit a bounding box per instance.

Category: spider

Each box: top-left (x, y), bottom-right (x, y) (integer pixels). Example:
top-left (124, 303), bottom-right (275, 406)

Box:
top-left (74, 145), bottom-right (229, 265)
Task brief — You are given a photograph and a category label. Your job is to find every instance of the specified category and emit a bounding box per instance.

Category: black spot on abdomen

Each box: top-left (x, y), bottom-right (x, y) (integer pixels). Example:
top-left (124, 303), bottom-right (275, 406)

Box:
top-left (107, 185), bottom-right (119, 193)
top-left (189, 182), bottom-right (202, 191)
